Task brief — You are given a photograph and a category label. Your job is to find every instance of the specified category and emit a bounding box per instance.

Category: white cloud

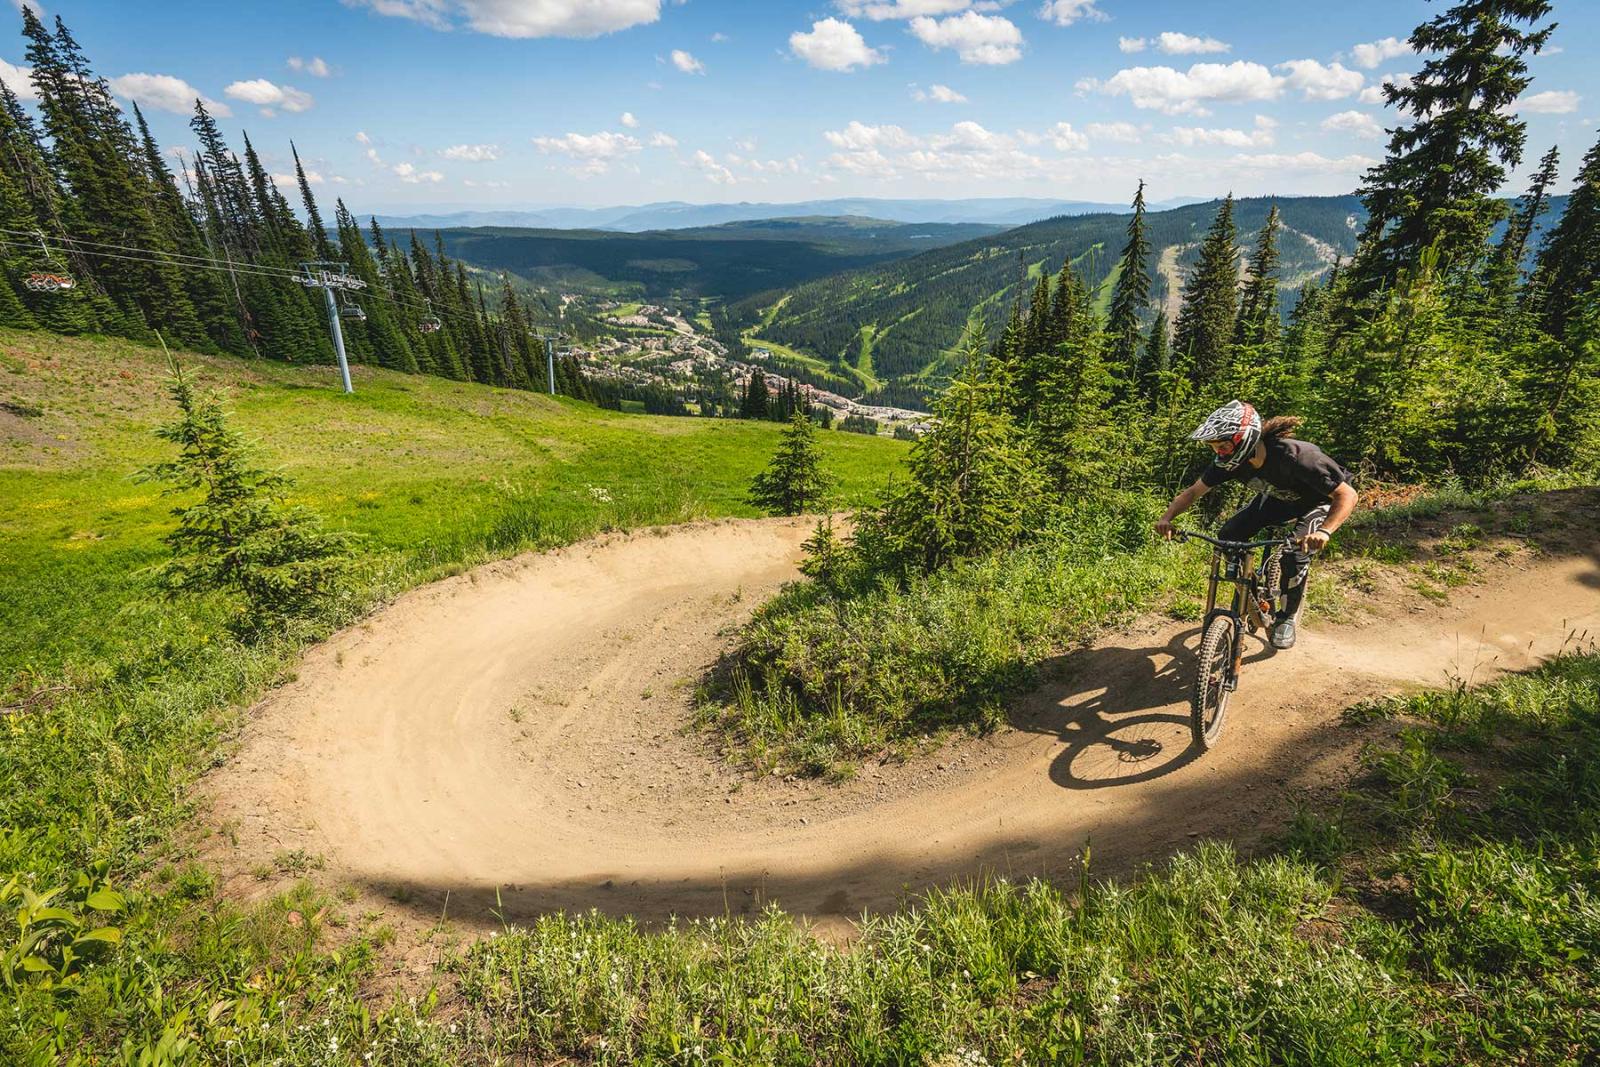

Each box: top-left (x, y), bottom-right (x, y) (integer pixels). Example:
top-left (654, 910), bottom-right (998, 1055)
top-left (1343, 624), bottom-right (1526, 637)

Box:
top-left (691, 148), bottom-right (736, 185)
top-left (532, 129), bottom-right (642, 174)
top-left (912, 82), bottom-right (967, 103)
top-left (1085, 120), bottom-right (1141, 143)
top-left (1320, 109), bottom-right (1383, 138)
top-left (441, 143), bottom-right (501, 161)
top-left (287, 56), bottom-right (332, 77)
top-left (648, 131), bottom-right (678, 148)
top-left (1086, 61), bottom-right (1282, 115)
top-left (224, 78), bottom-right (314, 113)
top-left (463, 178), bottom-right (511, 188)
top-left (1038, 0), bottom-right (1106, 27)
top-left (109, 73), bottom-right (231, 117)
top-left (345, 0), bottom-right (662, 39)
top-left (823, 119), bottom-right (1050, 182)
top-left (1166, 117), bottom-right (1275, 147)
top-left (1349, 36), bottom-right (1410, 70)
top-left (619, 111), bottom-right (639, 127)
top-left (1518, 89), bottom-right (1580, 114)
top-left (909, 12), bottom-right (1023, 66)
top-left (1358, 72), bottom-right (1411, 106)
top-left (1231, 150), bottom-right (1377, 175)
top-left (1157, 32), bottom-right (1229, 55)
top-left (790, 18), bottom-right (885, 72)
top-left (1048, 121), bottom-right (1087, 150)
top-left (272, 169), bottom-right (327, 188)
top-left (671, 49), bottom-right (704, 74)
top-left (837, 0), bottom-right (971, 19)
top-left (710, 31), bottom-right (729, 42)
top-left (392, 162), bottom-right (445, 184)
top-left (0, 58), bottom-right (38, 101)
top-left (1277, 59), bottom-right (1364, 101)
top-left (1118, 36), bottom-right (1147, 54)
top-left (355, 130), bottom-right (373, 145)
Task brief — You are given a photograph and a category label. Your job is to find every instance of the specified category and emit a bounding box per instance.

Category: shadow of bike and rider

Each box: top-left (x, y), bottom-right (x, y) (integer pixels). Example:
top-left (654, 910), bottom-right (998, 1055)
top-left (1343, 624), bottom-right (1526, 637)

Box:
top-left (1009, 622), bottom-right (1279, 790)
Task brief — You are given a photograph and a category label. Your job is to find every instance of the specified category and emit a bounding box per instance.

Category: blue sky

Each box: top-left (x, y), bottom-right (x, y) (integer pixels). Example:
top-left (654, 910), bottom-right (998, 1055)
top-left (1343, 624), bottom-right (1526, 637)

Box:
top-left (3, 0), bottom-right (1595, 213)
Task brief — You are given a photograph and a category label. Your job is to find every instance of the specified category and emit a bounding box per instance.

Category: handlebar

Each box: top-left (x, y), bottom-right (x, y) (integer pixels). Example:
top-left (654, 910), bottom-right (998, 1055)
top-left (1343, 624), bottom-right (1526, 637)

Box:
top-left (1170, 528), bottom-right (1297, 552)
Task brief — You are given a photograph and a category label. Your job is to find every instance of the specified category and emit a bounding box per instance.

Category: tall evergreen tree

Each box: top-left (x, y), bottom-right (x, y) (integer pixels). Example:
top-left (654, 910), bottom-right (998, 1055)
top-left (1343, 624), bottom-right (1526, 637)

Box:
top-left (1172, 194), bottom-right (1239, 388)
top-left (1347, 0), bottom-right (1555, 294)
top-left (1106, 179), bottom-right (1153, 387)
top-left (1530, 130), bottom-right (1600, 340)
top-left (749, 411), bottom-right (834, 515)
top-left (1234, 204), bottom-right (1282, 349)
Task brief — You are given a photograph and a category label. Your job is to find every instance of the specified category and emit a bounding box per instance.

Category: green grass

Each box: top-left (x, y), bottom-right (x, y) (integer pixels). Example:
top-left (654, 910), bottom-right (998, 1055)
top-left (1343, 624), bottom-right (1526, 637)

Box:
top-left (1, 329), bottom-right (905, 679)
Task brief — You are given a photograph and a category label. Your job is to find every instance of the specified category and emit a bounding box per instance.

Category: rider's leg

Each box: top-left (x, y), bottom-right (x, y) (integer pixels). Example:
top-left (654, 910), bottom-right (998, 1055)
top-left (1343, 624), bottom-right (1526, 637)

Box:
top-left (1279, 503), bottom-right (1333, 621)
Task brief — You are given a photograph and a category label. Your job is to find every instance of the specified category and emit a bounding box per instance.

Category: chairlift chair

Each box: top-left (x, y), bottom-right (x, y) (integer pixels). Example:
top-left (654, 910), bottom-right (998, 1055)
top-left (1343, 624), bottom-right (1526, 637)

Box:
top-left (420, 299), bottom-right (442, 333)
top-left (24, 231), bottom-right (75, 293)
top-left (339, 296), bottom-right (367, 323)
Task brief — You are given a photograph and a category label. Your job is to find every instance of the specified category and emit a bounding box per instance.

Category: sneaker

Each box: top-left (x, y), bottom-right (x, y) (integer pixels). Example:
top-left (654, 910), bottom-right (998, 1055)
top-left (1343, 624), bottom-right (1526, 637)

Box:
top-left (1270, 617), bottom-right (1297, 650)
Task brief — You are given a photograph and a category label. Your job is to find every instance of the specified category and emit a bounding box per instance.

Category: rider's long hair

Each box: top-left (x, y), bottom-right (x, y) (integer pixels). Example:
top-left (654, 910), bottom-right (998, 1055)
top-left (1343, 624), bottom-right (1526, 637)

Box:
top-left (1262, 415), bottom-right (1303, 439)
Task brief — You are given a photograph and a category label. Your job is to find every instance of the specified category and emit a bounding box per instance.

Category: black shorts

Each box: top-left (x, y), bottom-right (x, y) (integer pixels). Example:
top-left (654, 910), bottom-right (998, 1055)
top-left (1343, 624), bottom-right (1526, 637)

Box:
top-left (1218, 494), bottom-right (1331, 563)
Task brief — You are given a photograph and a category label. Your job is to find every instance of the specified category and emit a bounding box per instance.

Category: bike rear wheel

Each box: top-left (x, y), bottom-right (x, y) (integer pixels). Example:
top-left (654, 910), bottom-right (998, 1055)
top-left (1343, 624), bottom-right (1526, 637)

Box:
top-left (1192, 614), bottom-right (1236, 751)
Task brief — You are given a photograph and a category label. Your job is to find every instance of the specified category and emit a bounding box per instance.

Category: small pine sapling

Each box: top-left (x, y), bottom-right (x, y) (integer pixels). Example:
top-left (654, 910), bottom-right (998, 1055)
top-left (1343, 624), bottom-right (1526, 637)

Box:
top-left (749, 411), bottom-right (834, 516)
top-left (140, 356), bottom-right (351, 634)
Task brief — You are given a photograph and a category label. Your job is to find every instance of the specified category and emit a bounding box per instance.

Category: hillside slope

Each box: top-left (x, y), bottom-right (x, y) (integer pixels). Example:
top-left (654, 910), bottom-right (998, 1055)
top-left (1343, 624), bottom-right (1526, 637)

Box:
top-left (0, 329), bottom-right (907, 678)
top-left (746, 196), bottom-right (1365, 402)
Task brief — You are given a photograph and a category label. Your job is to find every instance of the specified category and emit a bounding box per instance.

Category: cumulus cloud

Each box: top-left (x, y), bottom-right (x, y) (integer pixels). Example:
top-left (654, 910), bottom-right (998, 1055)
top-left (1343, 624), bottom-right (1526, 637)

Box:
top-left (345, 0), bottom-right (662, 39)
top-left (1358, 71), bottom-right (1411, 105)
top-left (1517, 89), bottom-right (1580, 114)
top-left (287, 56), bottom-right (332, 77)
top-left (1118, 37), bottom-right (1146, 54)
top-left (648, 131), bottom-right (678, 148)
top-left (1157, 31), bottom-right (1229, 55)
top-left (224, 78), bottom-right (314, 114)
top-left (0, 58), bottom-right (36, 101)
top-left (392, 161), bottom-right (444, 183)
top-left (1230, 150), bottom-right (1376, 175)
top-left (912, 83), bottom-right (967, 103)
top-left (441, 143), bottom-right (501, 161)
top-left (1038, 0), bottom-right (1106, 27)
top-left (109, 73), bottom-right (231, 117)
top-left (691, 148), bottom-right (736, 185)
top-left (790, 18), bottom-right (885, 72)
top-left (1277, 59), bottom-right (1364, 101)
top-left (837, 0), bottom-right (968, 18)
top-left (1085, 120), bottom-right (1141, 143)
top-left (671, 49), bottom-right (704, 74)
top-left (1048, 122), bottom-right (1088, 150)
top-left (1349, 36), bottom-right (1411, 70)
top-left (1083, 60), bottom-right (1281, 115)
top-left (532, 129), bottom-right (642, 175)
top-left (1166, 116), bottom-right (1276, 148)
top-left (823, 119), bottom-right (1051, 182)
top-left (1321, 109), bottom-right (1384, 138)
top-left (909, 12), bottom-right (1023, 66)
top-left (619, 111), bottom-right (639, 127)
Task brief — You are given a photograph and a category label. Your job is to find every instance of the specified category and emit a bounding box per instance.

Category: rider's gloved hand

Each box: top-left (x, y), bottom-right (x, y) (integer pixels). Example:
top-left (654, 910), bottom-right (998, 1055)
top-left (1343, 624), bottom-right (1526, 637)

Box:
top-left (1298, 529), bottom-right (1331, 553)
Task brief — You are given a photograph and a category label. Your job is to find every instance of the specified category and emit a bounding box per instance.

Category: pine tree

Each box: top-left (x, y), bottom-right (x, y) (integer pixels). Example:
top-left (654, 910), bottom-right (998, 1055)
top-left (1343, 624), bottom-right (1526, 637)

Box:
top-left (1140, 310), bottom-right (1170, 399)
top-left (742, 367), bottom-right (770, 419)
top-left (140, 359), bottom-right (350, 633)
top-left (1172, 194), bottom-right (1239, 388)
top-left (1234, 205), bottom-right (1282, 348)
top-left (748, 411), bottom-right (834, 515)
top-left (1347, 0), bottom-right (1555, 294)
top-left (1530, 131), bottom-right (1600, 340)
top-left (1106, 179), bottom-right (1153, 387)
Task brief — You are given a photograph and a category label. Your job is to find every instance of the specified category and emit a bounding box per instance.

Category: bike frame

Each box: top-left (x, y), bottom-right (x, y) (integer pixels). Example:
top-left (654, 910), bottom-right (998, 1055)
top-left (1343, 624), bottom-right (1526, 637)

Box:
top-left (1177, 530), bottom-right (1294, 681)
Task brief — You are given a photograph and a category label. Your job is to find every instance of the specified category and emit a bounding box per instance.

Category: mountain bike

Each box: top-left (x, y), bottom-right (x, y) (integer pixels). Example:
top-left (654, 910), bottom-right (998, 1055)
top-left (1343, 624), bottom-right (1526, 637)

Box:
top-left (1172, 529), bottom-right (1297, 751)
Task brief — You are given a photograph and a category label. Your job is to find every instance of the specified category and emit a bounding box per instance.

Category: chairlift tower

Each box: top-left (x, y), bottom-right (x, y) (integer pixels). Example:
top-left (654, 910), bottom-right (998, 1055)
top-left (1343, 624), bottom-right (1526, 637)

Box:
top-left (298, 261), bottom-right (367, 394)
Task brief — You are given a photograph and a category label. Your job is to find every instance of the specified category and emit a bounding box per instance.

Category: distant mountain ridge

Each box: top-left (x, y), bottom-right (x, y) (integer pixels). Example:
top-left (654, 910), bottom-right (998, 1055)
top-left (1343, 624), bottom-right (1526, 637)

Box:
top-left (372, 196), bottom-right (1206, 233)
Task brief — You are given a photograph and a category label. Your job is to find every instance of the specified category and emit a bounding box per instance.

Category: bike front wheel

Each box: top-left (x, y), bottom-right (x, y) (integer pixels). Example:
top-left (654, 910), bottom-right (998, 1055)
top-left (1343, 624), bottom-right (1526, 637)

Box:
top-left (1192, 614), bottom-right (1236, 751)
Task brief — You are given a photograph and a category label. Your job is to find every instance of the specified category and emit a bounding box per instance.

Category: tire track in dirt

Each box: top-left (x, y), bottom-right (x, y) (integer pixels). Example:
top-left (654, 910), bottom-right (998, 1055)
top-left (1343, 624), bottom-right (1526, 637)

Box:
top-left (208, 504), bottom-right (1600, 930)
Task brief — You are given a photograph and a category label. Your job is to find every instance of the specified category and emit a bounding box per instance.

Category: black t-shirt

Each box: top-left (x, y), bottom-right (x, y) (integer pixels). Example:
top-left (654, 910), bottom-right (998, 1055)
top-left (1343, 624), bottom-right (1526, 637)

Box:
top-left (1201, 436), bottom-right (1351, 505)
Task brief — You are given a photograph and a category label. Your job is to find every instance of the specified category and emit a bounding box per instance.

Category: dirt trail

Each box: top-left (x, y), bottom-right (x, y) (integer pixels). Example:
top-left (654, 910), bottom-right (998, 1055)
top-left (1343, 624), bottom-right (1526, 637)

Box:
top-left (211, 507), bottom-right (1600, 930)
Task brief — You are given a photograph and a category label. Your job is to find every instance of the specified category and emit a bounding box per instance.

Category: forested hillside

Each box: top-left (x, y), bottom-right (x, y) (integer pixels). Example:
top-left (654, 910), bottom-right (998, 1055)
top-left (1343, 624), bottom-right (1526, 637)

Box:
top-left (0, 10), bottom-right (595, 402)
top-left (422, 216), bottom-right (1001, 301)
top-left (742, 195), bottom-right (1363, 405)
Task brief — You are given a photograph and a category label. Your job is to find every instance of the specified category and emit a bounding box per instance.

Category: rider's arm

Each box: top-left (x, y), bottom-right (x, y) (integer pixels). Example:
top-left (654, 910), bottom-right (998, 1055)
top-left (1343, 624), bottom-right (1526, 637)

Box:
top-left (1301, 482), bottom-right (1358, 551)
top-left (1155, 478), bottom-right (1210, 539)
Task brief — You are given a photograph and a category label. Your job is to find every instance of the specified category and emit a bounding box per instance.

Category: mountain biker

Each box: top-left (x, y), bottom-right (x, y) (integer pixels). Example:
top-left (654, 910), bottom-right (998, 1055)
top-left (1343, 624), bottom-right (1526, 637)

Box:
top-left (1154, 400), bottom-right (1358, 650)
